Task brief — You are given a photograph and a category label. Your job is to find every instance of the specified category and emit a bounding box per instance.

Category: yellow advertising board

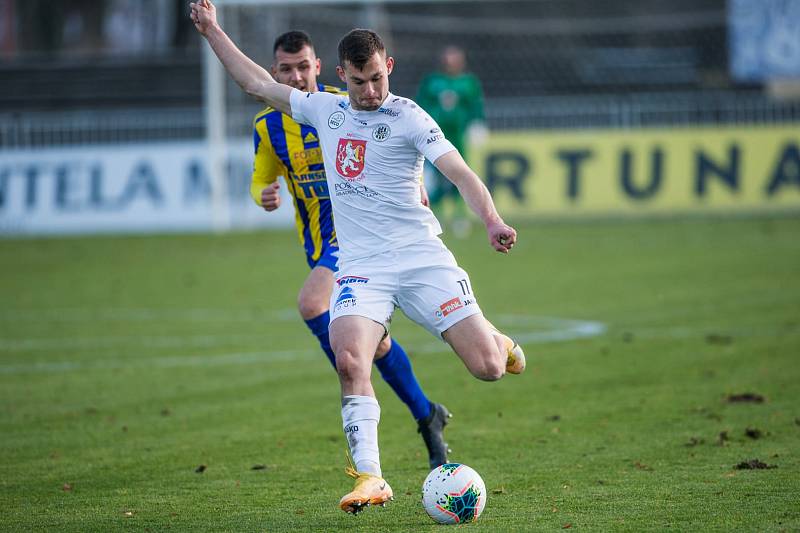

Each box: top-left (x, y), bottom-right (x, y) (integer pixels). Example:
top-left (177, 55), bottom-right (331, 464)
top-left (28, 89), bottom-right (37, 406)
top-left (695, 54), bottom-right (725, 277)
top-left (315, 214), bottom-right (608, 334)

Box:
top-left (471, 125), bottom-right (800, 216)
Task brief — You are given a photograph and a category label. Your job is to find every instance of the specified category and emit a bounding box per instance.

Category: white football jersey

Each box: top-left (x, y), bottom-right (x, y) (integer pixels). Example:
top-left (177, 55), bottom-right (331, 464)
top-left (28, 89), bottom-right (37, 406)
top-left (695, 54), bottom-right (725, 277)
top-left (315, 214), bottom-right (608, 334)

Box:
top-left (290, 89), bottom-right (456, 262)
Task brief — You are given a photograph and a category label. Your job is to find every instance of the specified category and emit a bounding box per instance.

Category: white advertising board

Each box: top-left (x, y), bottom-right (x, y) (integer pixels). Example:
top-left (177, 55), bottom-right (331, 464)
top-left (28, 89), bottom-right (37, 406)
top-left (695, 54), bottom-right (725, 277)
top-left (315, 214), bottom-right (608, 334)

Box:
top-left (0, 140), bottom-right (293, 236)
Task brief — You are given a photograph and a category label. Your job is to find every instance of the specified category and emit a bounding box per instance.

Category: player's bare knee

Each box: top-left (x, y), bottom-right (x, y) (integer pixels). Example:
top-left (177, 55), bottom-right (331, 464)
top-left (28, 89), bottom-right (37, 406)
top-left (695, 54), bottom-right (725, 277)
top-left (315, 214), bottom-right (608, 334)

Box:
top-left (472, 360), bottom-right (505, 381)
top-left (333, 348), bottom-right (369, 383)
top-left (297, 292), bottom-right (328, 321)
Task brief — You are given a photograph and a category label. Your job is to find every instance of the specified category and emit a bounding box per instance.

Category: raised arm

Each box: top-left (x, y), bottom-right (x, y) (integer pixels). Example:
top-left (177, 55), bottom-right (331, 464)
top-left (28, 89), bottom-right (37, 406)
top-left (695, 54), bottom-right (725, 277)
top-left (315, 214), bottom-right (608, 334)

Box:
top-left (433, 150), bottom-right (517, 253)
top-left (190, 0), bottom-right (292, 115)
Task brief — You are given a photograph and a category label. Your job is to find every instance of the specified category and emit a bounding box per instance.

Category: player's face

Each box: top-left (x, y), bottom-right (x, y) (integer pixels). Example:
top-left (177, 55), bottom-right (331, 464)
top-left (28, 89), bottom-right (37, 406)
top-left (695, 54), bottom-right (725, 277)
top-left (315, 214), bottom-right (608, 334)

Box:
top-left (271, 45), bottom-right (320, 92)
top-left (442, 47), bottom-right (466, 76)
top-left (336, 52), bottom-right (394, 111)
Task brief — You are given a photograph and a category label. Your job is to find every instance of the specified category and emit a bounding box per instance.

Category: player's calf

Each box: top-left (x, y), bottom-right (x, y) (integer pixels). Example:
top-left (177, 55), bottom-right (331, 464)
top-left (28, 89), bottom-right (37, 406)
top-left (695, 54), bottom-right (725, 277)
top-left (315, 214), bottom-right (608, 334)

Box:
top-left (486, 321), bottom-right (526, 375)
top-left (442, 314), bottom-right (508, 381)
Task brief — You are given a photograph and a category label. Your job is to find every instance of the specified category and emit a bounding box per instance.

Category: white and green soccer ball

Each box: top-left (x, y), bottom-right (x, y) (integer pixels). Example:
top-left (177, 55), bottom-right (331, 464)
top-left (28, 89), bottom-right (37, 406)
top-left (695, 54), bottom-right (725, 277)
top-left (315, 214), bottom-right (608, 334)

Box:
top-left (421, 463), bottom-right (486, 524)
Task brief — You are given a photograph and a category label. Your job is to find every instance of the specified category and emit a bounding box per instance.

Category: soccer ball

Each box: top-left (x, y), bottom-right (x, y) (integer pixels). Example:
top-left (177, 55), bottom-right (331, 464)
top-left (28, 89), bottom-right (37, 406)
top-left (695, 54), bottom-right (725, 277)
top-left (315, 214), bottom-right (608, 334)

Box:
top-left (421, 463), bottom-right (486, 524)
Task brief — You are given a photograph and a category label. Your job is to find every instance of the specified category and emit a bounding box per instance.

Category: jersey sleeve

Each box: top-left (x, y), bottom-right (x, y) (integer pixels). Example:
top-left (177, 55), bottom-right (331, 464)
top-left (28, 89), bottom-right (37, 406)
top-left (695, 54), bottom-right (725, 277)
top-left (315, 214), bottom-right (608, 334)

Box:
top-left (290, 88), bottom-right (333, 128)
top-left (408, 107), bottom-right (457, 163)
top-left (251, 116), bottom-right (287, 207)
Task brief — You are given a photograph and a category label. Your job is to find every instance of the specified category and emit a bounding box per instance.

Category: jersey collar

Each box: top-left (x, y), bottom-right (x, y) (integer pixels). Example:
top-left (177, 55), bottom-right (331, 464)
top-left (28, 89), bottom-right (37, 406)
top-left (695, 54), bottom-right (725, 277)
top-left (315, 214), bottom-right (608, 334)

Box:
top-left (349, 92), bottom-right (394, 117)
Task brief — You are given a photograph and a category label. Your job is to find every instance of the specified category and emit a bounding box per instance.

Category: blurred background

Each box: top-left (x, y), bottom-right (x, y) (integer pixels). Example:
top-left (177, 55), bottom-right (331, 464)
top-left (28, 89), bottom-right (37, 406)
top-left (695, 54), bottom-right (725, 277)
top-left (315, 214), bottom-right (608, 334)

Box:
top-left (1, 0), bottom-right (799, 235)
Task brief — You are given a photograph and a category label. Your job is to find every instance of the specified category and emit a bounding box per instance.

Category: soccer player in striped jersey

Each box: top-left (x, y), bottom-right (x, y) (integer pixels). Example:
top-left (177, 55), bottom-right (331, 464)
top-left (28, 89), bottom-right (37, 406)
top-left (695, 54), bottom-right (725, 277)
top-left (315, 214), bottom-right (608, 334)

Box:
top-left (250, 30), bottom-right (450, 470)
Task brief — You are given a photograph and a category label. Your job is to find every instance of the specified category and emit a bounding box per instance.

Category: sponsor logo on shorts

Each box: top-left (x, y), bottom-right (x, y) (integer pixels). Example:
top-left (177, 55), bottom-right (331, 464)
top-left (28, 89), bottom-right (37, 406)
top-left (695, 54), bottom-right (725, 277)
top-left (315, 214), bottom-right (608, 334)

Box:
top-left (439, 297), bottom-right (463, 317)
top-left (334, 286), bottom-right (357, 311)
top-left (336, 276), bottom-right (369, 287)
top-left (328, 111), bottom-right (345, 129)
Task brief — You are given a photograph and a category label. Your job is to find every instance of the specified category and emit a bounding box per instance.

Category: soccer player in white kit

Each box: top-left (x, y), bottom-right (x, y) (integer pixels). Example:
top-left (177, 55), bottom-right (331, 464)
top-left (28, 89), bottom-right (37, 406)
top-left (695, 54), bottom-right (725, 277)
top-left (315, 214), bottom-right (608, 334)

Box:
top-left (191, 0), bottom-right (525, 515)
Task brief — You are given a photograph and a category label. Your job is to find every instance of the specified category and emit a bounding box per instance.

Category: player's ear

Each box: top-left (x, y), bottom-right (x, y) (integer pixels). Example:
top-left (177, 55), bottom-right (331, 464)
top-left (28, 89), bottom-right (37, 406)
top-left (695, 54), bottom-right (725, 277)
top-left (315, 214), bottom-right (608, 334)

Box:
top-left (315, 57), bottom-right (321, 75)
top-left (386, 56), bottom-right (394, 75)
top-left (336, 65), bottom-right (346, 83)
top-left (270, 64), bottom-right (277, 77)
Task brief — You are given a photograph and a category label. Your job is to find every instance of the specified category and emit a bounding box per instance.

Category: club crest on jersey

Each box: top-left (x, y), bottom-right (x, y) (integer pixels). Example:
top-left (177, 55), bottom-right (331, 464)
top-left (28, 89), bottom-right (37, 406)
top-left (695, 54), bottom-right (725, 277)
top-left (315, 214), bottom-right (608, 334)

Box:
top-left (372, 123), bottom-right (391, 142)
top-left (336, 138), bottom-right (367, 180)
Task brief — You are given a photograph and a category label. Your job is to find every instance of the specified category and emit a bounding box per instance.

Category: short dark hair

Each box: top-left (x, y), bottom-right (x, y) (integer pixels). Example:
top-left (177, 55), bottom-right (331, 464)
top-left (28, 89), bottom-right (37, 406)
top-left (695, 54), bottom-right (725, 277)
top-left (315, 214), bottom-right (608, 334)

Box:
top-left (273, 30), bottom-right (314, 56)
top-left (337, 29), bottom-right (385, 70)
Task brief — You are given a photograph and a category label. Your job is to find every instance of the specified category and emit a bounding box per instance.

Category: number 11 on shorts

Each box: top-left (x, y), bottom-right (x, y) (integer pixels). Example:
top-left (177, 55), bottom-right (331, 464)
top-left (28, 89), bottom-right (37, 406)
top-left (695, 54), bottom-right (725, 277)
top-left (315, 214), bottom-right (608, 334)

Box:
top-left (457, 279), bottom-right (471, 295)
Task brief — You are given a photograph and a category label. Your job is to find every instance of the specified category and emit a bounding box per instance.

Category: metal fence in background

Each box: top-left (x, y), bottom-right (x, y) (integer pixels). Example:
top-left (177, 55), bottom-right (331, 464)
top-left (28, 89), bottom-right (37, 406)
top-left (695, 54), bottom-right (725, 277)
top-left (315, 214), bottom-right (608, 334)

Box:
top-left (2, 0), bottom-right (799, 149)
top-left (2, 92), bottom-right (800, 149)
top-left (0, 108), bottom-right (202, 149)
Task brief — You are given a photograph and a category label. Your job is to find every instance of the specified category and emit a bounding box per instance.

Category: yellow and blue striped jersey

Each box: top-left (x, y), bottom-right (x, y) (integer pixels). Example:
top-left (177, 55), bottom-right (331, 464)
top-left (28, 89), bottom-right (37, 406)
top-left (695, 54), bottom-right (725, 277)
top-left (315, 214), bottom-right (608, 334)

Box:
top-left (251, 83), bottom-right (344, 267)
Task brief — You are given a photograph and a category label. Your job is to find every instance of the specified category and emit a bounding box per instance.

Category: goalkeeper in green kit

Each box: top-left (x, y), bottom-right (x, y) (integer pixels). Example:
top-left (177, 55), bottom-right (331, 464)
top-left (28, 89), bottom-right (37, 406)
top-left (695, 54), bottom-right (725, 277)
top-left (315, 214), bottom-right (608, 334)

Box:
top-left (416, 45), bottom-right (487, 238)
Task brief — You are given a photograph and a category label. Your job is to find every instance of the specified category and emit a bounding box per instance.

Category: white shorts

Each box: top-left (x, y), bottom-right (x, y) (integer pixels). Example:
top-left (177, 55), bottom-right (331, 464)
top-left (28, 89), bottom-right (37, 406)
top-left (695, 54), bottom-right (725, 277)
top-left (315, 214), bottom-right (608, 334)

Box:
top-left (330, 238), bottom-right (483, 339)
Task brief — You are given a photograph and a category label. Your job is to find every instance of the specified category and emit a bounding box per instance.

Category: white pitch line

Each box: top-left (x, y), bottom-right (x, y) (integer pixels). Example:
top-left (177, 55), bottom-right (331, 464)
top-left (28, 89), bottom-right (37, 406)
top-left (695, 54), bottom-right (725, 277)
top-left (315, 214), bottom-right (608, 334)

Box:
top-left (0, 333), bottom-right (277, 352)
top-left (0, 349), bottom-right (319, 375)
top-left (0, 307), bottom-right (299, 323)
top-left (0, 314), bottom-right (608, 374)
top-left (413, 316), bottom-right (607, 354)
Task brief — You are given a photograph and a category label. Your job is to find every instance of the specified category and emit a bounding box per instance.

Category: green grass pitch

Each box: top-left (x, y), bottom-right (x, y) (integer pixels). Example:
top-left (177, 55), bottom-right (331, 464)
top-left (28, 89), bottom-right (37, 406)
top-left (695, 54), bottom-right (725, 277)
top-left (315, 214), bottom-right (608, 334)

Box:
top-left (1, 216), bottom-right (799, 531)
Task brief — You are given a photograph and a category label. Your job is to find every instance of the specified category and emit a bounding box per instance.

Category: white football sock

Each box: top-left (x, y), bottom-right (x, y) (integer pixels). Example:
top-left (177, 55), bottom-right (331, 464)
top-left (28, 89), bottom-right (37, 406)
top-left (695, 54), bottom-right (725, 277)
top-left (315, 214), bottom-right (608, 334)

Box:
top-left (341, 395), bottom-right (381, 477)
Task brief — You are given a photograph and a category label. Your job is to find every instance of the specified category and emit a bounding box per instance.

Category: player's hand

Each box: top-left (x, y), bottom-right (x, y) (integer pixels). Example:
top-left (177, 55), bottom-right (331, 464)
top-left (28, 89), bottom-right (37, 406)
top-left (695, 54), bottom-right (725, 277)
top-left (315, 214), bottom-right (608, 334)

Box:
top-left (261, 182), bottom-right (281, 211)
top-left (189, 0), bottom-right (217, 35)
top-left (420, 182), bottom-right (430, 207)
top-left (486, 220), bottom-right (517, 253)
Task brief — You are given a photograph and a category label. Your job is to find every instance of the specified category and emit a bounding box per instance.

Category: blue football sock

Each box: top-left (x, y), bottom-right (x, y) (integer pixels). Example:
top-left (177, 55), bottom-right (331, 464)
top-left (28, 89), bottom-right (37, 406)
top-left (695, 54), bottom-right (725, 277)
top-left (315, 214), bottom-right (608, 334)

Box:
top-left (374, 339), bottom-right (433, 421)
top-left (304, 311), bottom-right (336, 369)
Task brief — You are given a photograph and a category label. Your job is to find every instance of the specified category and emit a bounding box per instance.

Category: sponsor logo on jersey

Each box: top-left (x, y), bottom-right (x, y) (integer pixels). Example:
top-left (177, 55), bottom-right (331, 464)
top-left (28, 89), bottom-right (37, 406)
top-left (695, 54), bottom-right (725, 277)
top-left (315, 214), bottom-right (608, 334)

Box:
top-left (336, 275), bottom-right (369, 287)
top-left (336, 138), bottom-right (367, 180)
top-left (372, 123), bottom-right (391, 142)
top-left (439, 297), bottom-right (463, 317)
top-left (430, 128), bottom-right (441, 134)
top-left (334, 182), bottom-right (379, 199)
top-left (291, 148), bottom-right (322, 166)
top-left (291, 170), bottom-right (329, 199)
top-left (334, 286), bottom-right (357, 311)
top-left (426, 134), bottom-right (444, 144)
top-left (378, 107), bottom-right (400, 117)
top-left (328, 111), bottom-right (345, 129)
top-left (303, 132), bottom-right (318, 143)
